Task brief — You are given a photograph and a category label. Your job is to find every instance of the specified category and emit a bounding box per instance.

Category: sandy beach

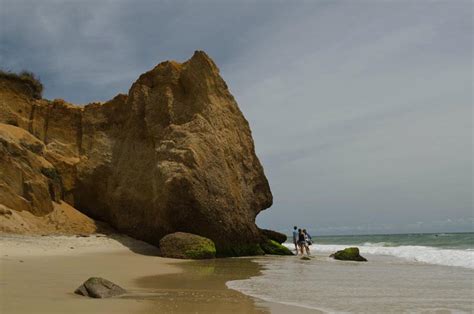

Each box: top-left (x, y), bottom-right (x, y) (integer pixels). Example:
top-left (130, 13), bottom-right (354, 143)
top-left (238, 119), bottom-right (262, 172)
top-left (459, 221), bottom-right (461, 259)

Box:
top-left (0, 234), bottom-right (316, 314)
top-left (2, 233), bottom-right (473, 313)
top-left (0, 234), bottom-right (183, 314)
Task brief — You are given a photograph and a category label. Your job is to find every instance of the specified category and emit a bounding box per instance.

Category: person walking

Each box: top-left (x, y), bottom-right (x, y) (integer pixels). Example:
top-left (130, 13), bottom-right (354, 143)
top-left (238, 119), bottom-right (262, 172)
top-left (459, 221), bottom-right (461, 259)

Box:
top-left (292, 226), bottom-right (298, 253)
top-left (297, 229), bottom-right (306, 256)
top-left (303, 229), bottom-right (312, 255)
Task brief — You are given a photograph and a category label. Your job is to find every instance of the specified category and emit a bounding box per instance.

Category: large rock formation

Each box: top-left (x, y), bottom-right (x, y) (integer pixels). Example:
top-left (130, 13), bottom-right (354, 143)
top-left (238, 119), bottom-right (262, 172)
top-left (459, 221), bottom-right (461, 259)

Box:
top-left (0, 51), bottom-right (273, 255)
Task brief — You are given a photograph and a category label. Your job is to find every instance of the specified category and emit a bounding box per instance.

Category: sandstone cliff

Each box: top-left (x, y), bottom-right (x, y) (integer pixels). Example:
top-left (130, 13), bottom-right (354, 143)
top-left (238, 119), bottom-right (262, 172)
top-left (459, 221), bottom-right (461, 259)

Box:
top-left (0, 51), bottom-right (273, 255)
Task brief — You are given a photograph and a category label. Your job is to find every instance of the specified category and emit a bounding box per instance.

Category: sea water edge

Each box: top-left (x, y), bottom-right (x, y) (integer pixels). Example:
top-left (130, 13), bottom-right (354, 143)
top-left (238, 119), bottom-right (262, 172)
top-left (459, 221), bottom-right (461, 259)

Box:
top-left (226, 232), bottom-right (474, 313)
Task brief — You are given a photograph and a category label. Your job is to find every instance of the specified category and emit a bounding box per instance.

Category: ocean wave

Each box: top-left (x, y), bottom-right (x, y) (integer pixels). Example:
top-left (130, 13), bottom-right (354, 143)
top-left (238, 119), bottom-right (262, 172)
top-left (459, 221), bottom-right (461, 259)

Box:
top-left (283, 243), bottom-right (474, 269)
top-left (362, 241), bottom-right (395, 247)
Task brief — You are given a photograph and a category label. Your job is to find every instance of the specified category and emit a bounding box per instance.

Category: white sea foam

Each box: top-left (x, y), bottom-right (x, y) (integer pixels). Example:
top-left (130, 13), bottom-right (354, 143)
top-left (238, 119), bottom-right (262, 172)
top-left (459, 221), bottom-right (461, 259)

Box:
top-left (361, 241), bottom-right (395, 247)
top-left (283, 243), bottom-right (474, 269)
top-left (227, 249), bottom-right (474, 313)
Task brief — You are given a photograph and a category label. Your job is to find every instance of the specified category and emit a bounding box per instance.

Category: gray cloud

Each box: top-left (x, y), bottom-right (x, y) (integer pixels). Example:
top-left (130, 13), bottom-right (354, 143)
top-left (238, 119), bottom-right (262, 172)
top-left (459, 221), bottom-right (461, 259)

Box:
top-left (1, 0), bottom-right (471, 234)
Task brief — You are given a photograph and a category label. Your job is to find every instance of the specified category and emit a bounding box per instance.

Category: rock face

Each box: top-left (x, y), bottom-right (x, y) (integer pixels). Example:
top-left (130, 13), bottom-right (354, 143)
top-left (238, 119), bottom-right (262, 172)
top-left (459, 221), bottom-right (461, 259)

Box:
top-left (260, 228), bottom-right (287, 244)
top-left (160, 232), bottom-right (216, 259)
top-left (0, 51), bottom-right (273, 255)
top-left (75, 277), bottom-right (126, 298)
top-left (330, 247), bottom-right (367, 262)
top-left (0, 124), bottom-right (57, 215)
top-left (0, 124), bottom-right (99, 234)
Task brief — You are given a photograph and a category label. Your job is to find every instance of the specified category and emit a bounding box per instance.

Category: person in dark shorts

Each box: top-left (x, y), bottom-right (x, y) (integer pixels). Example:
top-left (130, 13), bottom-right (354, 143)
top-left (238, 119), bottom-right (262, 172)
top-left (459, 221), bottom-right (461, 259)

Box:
top-left (297, 229), bottom-right (306, 255)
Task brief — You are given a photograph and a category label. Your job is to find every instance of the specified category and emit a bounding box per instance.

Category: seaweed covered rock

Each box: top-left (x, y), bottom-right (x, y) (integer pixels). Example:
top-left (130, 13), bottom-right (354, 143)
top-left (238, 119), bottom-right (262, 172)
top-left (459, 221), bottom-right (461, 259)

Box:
top-left (160, 232), bottom-right (216, 259)
top-left (219, 243), bottom-right (265, 257)
top-left (261, 239), bottom-right (293, 255)
top-left (75, 277), bottom-right (126, 298)
top-left (330, 247), bottom-right (367, 262)
top-left (260, 228), bottom-right (287, 244)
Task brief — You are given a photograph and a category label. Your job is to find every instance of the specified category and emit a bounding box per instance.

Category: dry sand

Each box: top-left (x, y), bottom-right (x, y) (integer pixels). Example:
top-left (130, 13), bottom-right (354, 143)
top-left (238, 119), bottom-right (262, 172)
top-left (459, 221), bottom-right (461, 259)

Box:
top-left (0, 234), bottom-right (315, 314)
top-left (0, 233), bottom-right (184, 314)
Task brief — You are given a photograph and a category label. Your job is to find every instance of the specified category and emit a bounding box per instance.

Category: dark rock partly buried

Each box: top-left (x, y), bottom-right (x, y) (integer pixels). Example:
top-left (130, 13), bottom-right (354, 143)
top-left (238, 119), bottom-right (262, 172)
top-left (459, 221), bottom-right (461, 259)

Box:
top-left (260, 228), bottom-right (287, 244)
top-left (330, 247), bottom-right (367, 262)
top-left (75, 277), bottom-right (126, 298)
top-left (159, 232), bottom-right (216, 259)
top-left (260, 239), bottom-right (293, 255)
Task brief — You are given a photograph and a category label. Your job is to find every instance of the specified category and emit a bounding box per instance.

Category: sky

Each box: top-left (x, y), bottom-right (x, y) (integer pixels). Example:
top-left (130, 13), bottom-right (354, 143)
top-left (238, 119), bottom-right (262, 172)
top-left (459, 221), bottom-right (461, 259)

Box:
top-left (1, 0), bottom-right (472, 235)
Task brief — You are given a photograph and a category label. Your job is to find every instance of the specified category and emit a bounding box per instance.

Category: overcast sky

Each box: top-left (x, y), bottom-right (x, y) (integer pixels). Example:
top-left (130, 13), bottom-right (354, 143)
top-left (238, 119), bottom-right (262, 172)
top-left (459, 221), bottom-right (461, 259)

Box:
top-left (1, 0), bottom-right (472, 235)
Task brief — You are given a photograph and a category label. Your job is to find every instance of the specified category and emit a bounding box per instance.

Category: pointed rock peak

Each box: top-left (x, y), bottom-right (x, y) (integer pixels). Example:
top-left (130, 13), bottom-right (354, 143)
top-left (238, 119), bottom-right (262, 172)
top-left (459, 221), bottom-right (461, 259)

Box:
top-left (190, 50), bottom-right (212, 62)
top-left (132, 51), bottom-right (221, 91)
top-left (148, 51), bottom-right (216, 75)
top-left (186, 50), bottom-right (219, 74)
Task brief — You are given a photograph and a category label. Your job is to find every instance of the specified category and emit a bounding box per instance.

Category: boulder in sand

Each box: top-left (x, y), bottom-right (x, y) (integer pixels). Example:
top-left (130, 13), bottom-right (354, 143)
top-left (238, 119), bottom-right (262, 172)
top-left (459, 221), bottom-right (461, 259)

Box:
top-left (330, 247), bottom-right (367, 262)
top-left (74, 277), bottom-right (126, 298)
top-left (159, 232), bottom-right (216, 259)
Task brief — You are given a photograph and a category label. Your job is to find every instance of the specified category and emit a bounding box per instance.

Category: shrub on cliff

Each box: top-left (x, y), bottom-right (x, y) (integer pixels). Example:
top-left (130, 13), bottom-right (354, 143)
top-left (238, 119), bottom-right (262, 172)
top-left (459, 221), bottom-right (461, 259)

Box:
top-left (0, 70), bottom-right (43, 99)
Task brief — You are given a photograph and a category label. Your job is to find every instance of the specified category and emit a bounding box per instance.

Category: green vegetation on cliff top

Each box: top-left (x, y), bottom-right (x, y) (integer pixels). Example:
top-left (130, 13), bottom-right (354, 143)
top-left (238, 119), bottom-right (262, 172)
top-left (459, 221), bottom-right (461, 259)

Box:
top-left (0, 70), bottom-right (43, 99)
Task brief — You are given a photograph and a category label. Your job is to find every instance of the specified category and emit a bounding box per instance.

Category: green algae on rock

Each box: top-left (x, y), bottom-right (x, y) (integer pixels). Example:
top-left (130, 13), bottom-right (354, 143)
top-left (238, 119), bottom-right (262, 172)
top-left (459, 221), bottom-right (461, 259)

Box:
top-left (160, 232), bottom-right (216, 259)
top-left (330, 247), bottom-right (367, 262)
top-left (261, 239), bottom-right (294, 255)
top-left (217, 243), bottom-right (265, 258)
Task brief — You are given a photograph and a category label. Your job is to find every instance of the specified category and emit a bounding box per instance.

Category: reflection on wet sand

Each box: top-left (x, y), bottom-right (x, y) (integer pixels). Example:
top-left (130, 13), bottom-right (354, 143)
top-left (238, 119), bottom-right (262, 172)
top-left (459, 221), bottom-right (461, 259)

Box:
top-left (134, 258), bottom-right (268, 313)
top-left (134, 258), bottom-right (316, 313)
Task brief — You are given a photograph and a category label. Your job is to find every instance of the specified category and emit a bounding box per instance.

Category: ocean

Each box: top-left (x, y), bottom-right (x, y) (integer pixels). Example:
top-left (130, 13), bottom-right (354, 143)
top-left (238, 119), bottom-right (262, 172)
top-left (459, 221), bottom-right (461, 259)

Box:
top-left (293, 232), bottom-right (474, 269)
top-left (227, 232), bottom-right (474, 313)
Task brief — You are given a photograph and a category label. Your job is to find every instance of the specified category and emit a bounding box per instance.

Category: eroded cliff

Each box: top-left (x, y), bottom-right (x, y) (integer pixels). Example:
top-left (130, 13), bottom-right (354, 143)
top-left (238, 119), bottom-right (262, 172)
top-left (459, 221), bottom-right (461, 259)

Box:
top-left (0, 51), bottom-right (272, 255)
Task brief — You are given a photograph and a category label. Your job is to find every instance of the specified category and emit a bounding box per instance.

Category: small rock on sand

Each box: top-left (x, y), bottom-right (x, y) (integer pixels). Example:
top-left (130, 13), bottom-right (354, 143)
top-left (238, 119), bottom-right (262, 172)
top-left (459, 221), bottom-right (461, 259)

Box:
top-left (75, 277), bottom-right (126, 298)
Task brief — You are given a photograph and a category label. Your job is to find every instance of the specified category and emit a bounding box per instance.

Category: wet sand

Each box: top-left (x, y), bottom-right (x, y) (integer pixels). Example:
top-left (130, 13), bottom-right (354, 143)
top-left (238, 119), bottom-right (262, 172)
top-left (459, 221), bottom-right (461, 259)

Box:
top-left (135, 258), bottom-right (319, 313)
top-left (0, 234), bottom-right (316, 313)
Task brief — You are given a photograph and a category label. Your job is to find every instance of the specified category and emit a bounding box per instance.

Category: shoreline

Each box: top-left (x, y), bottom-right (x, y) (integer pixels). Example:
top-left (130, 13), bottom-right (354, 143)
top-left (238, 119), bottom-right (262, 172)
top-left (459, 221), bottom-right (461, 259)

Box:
top-left (228, 252), bottom-right (474, 313)
top-left (0, 233), bottom-right (316, 314)
top-left (4, 233), bottom-right (470, 313)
